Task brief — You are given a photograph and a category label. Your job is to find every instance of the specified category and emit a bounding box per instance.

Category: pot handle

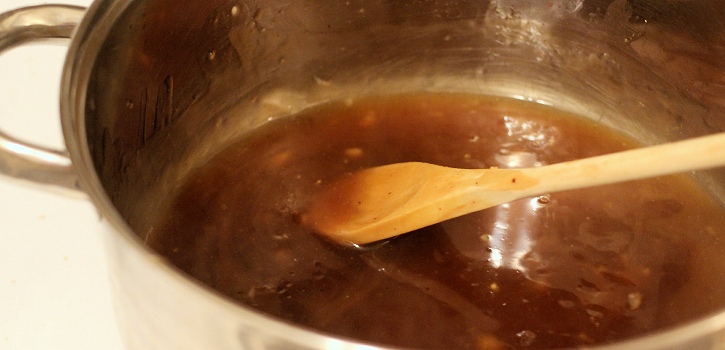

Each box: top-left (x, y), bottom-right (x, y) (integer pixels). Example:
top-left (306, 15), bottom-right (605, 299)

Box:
top-left (0, 5), bottom-right (86, 197)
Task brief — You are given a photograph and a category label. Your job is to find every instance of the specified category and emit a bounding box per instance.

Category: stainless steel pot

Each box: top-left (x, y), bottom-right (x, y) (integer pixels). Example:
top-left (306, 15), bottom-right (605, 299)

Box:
top-left (2, 0), bottom-right (725, 349)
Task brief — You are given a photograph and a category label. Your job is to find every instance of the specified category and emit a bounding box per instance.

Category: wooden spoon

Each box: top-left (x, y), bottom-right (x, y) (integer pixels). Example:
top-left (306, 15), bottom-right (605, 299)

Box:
top-left (303, 132), bottom-right (725, 245)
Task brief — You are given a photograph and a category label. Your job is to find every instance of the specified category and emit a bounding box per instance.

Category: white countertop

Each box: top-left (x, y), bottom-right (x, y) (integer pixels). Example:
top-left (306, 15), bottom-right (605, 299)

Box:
top-left (0, 0), bottom-right (125, 349)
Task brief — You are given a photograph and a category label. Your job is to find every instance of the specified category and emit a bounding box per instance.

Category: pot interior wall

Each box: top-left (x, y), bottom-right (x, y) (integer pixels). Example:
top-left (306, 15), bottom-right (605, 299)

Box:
top-left (85, 0), bottom-right (725, 281)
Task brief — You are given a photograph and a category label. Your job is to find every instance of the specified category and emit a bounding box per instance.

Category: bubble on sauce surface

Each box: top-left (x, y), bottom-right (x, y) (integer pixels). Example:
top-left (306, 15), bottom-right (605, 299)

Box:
top-left (517, 330), bottom-right (537, 347)
top-left (536, 195), bottom-right (551, 205)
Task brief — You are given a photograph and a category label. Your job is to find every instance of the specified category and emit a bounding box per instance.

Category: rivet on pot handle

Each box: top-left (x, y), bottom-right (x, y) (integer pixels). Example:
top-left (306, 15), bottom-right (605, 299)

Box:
top-left (0, 5), bottom-right (86, 197)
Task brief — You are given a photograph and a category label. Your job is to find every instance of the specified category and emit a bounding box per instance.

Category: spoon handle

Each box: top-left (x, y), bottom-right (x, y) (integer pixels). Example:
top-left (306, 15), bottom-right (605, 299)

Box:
top-left (521, 132), bottom-right (725, 195)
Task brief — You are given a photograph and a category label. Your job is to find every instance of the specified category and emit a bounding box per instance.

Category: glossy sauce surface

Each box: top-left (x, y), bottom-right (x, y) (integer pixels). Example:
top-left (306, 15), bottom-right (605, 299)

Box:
top-left (148, 94), bottom-right (725, 349)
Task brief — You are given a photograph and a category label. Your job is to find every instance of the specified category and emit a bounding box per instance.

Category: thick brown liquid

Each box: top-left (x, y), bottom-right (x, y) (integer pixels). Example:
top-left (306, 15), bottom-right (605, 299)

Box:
top-left (148, 94), bottom-right (725, 349)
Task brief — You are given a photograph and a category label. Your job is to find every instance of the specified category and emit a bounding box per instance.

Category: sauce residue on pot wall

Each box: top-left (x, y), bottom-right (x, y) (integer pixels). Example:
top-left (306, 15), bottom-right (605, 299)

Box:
top-left (146, 93), bottom-right (725, 349)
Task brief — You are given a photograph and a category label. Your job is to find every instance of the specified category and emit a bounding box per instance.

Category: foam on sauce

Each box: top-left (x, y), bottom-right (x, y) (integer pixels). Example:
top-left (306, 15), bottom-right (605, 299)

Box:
top-left (147, 93), bottom-right (725, 349)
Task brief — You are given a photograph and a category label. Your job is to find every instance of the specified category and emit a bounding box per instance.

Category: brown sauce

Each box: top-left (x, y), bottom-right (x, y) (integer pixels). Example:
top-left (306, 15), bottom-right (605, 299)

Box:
top-left (147, 94), bottom-right (725, 349)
